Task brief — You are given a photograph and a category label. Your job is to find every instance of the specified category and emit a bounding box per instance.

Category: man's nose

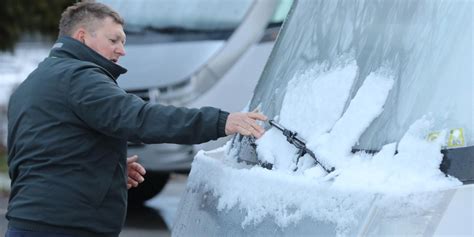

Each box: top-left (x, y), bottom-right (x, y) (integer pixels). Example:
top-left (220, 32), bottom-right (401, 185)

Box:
top-left (117, 44), bottom-right (126, 56)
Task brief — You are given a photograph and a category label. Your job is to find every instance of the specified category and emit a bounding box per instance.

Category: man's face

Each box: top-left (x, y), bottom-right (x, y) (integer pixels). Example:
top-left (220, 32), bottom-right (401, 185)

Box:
top-left (83, 17), bottom-right (126, 63)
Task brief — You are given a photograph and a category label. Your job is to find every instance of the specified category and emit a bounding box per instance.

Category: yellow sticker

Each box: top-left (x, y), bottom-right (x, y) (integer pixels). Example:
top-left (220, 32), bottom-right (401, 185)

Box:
top-left (447, 128), bottom-right (465, 148)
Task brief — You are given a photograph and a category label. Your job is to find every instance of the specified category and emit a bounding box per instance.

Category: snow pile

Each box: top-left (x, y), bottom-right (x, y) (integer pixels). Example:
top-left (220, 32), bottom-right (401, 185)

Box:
top-left (189, 152), bottom-right (373, 233)
top-left (329, 118), bottom-right (460, 195)
top-left (256, 60), bottom-right (358, 171)
top-left (255, 61), bottom-right (460, 193)
top-left (187, 60), bottom-right (462, 235)
top-left (307, 70), bottom-right (394, 170)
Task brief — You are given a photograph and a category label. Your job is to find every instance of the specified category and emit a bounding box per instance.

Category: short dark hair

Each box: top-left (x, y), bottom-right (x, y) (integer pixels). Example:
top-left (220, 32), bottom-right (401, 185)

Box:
top-left (58, 1), bottom-right (124, 37)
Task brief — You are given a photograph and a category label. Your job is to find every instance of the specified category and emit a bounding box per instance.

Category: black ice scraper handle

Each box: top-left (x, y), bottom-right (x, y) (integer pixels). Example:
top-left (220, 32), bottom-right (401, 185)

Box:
top-left (268, 120), bottom-right (335, 173)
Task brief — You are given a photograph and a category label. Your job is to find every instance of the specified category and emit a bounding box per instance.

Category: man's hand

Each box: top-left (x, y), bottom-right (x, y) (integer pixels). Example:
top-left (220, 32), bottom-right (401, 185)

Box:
top-left (127, 155), bottom-right (146, 189)
top-left (225, 112), bottom-right (267, 138)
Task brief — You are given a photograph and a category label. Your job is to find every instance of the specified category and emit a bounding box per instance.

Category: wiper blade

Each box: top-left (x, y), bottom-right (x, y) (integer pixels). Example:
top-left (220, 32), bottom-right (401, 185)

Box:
top-left (268, 120), bottom-right (335, 173)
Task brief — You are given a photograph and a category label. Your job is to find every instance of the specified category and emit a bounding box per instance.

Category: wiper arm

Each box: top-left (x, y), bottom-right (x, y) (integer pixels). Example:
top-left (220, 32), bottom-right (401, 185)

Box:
top-left (268, 120), bottom-right (335, 173)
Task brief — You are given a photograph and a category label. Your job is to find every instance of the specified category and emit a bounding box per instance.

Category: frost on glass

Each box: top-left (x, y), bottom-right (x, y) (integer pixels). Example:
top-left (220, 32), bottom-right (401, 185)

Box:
top-left (251, 0), bottom-right (473, 149)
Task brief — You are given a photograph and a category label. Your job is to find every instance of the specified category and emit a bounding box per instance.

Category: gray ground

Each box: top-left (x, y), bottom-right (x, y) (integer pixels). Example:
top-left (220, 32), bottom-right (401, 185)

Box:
top-left (0, 174), bottom-right (188, 237)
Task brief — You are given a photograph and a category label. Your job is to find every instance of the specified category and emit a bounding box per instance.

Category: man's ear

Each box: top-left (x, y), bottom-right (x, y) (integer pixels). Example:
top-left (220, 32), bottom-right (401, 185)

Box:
top-left (71, 27), bottom-right (87, 44)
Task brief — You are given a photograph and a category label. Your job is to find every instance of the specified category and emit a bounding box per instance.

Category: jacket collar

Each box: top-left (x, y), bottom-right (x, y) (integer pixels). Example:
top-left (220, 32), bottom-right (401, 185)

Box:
top-left (49, 36), bottom-right (127, 80)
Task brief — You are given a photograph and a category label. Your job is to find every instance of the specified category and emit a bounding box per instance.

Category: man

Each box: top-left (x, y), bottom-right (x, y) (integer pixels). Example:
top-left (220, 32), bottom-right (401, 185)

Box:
top-left (6, 1), bottom-right (266, 237)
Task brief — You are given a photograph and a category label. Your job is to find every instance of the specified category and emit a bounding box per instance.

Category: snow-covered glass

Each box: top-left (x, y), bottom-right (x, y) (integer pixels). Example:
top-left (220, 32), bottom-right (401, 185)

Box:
top-left (173, 1), bottom-right (473, 235)
top-left (250, 0), bottom-right (473, 150)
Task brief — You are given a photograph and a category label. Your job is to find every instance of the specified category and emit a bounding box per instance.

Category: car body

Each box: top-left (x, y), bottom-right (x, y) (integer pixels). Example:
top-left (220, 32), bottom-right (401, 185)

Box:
top-left (173, 0), bottom-right (473, 235)
top-left (98, 0), bottom-right (293, 204)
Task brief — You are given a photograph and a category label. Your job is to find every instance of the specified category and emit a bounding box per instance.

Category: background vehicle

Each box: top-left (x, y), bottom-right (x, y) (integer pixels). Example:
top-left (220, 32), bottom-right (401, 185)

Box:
top-left (173, 0), bottom-right (473, 235)
top-left (99, 0), bottom-right (293, 205)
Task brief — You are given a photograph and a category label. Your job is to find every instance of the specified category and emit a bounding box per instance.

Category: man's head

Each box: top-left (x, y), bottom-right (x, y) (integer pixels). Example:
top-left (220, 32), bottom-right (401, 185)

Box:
top-left (59, 1), bottom-right (126, 63)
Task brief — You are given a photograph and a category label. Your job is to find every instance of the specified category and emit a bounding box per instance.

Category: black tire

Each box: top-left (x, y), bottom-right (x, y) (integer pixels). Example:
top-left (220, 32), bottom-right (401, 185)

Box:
top-left (128, 171), bottom-right (170, 207)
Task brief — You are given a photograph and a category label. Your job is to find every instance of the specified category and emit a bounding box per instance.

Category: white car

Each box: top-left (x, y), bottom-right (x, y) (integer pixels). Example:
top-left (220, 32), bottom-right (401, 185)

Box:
top-left (173, 0), bottom-right (473, 236)
top-left (99, 0), bottom-right (293, 205)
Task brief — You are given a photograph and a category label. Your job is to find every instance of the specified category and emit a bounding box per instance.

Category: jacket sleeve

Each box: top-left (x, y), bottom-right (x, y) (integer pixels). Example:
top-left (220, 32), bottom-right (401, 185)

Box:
top-left (68, 67), bottom-right (229, 144)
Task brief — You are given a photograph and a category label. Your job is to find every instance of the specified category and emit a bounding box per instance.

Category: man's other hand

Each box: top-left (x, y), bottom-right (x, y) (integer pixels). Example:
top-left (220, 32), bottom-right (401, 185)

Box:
top-left (225, 112), bottom-right (267, 139)
top-left (127, 155), bottom-right (146, 189)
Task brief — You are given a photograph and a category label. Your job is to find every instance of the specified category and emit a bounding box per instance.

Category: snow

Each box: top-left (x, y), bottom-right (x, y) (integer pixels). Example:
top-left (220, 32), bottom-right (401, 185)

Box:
top-left (256, 60), bottom-right (358, 171)
top-left (308, 69), bottom-right (394, 170)
top-left (187, 60), bottom-right (462, 235)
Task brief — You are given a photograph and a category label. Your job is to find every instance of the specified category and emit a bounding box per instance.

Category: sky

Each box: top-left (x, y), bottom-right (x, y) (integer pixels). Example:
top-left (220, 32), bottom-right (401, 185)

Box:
top-left (186, 59), bottom-right (462, 235)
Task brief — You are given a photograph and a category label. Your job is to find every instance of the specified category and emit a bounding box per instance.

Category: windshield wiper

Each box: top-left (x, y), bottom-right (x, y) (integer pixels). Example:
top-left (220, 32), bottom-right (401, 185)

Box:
top-left (268, 120), bottom-right (335, 173)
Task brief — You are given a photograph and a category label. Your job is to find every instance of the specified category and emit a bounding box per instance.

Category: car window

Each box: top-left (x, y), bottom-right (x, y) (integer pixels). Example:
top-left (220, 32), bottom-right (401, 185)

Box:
top-left (100, 0), bottom-right (253, 31)
top-left (101, 0), bottom-right (292, 41)
top-left (246, 0), bottom-right (472, 151)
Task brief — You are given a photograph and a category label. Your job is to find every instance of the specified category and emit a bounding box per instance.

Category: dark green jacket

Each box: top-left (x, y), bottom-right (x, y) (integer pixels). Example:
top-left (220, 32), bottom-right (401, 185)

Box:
top-left (7, 36), bottom-right (228, 237)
